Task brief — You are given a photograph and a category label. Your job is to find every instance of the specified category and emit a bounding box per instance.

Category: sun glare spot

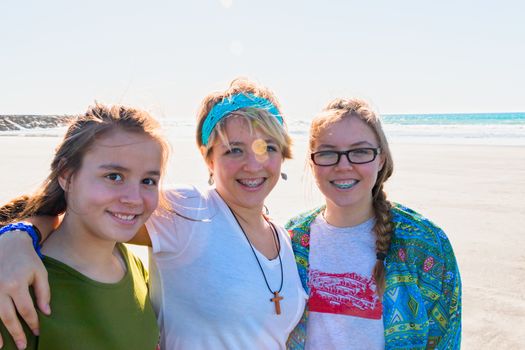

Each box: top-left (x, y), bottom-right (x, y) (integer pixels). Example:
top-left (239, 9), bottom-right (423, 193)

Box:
top-left (220, 0), bottom-right (233, 9)
top-left (252, 139), bottom-right (269, 163)
top-left (252, 139), bottom-right (267, 156)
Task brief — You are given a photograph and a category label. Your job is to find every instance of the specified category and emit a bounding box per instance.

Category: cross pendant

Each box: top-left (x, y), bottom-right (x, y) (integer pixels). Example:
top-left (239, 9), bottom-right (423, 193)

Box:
top-left (270, 291), bottom-right (284, 315)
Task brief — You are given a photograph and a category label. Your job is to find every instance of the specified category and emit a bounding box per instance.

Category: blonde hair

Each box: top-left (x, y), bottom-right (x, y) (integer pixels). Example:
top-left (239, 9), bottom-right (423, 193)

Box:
top-left (309, 98), bottom-right (394, 296)
top-left (196, 78), bottom-right (292, 162)
top-left (1, 103), bottom-right (169, 225)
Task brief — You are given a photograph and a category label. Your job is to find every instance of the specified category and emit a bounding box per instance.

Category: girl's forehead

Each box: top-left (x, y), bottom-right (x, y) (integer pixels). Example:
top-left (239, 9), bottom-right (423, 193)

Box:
top-left (93, 130), bottom-right (155, 148)
top-left (315, 117), bottom-right (378, 144)
top-left (86, 132), bottom-right (162, 164)
top-left (223, 117), bottom-right (273, 141)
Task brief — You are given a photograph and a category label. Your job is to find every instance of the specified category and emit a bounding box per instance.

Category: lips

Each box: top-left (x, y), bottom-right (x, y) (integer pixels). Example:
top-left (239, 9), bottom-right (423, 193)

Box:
top-left (330, 179), bottom-right (358, 190)
top-left (237, 177), bottom-right (266, 188)
top-left (107, 211), bottom-right (139, 224)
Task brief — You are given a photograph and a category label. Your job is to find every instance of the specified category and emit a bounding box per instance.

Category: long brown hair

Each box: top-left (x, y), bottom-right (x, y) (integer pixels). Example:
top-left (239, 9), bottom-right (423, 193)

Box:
top-left (309, 98), bottom-right (394, 296)
top-left (0, 103), bottom-right (169, 226)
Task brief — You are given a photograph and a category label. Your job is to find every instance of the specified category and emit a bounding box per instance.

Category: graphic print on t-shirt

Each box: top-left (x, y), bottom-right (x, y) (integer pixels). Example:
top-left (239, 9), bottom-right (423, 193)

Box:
top-left (308, 269), bottom-right (382, 319)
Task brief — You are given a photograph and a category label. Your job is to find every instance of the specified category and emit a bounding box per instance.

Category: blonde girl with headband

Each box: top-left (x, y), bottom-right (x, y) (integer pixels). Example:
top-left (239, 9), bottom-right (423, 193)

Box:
top-left (286, 98), bottom-right (461, 349)
top-left (0, 104), bottom-right (167, 349)
top-left (0, 79), bottom-right (307, 350)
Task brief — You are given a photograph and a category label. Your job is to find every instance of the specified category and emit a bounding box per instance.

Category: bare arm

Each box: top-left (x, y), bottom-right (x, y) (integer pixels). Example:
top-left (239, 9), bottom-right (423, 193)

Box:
top-left (0, 215), bottom-right (58, 349)
top-left (0, 231), bottom-right (48, 350)
top-left (29, 214), bottom-right (151, 246)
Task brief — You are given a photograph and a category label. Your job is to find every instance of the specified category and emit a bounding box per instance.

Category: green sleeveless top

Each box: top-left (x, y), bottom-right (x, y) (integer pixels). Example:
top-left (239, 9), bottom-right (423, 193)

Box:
top-left (0, 243), bottom-right (159, 350)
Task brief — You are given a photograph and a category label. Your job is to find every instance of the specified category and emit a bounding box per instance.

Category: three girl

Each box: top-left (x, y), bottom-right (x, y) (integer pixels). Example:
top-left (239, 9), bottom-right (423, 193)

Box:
top-left (0, 90), bottom-right (461, 349)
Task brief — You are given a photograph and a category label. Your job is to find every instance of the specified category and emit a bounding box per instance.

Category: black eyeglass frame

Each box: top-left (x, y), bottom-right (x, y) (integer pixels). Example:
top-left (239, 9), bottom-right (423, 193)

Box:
top-left (310, 147), bottom-right (382, 166)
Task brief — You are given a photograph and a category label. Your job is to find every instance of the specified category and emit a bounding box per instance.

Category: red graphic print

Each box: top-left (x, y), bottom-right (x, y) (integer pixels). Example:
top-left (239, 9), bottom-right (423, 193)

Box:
top-left (308, 269), bottom-right (382, 319)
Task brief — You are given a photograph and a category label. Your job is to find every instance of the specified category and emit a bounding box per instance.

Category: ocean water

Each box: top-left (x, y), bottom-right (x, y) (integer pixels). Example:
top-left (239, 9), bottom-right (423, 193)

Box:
top-left (1, 112), bottom-right (524, 146)
top-left (380, 112), bottom-right (525, 145)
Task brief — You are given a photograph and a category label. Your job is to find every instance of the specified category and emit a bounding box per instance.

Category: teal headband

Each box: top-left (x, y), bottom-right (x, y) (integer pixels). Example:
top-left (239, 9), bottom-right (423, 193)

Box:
top-left (200, 93), bottom-right (284, 146)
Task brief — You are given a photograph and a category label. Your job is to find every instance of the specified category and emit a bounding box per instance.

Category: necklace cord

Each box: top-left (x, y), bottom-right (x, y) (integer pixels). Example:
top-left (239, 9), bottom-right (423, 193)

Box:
top-left (227, 206), bottom-right (284, 294)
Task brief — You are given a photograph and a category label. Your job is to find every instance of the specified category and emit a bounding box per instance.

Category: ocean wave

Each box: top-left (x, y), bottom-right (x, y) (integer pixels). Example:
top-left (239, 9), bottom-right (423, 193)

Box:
top-left (382, 112), bottom-right (525, 125)
top-left (2, 115), bottom-right (525, 145)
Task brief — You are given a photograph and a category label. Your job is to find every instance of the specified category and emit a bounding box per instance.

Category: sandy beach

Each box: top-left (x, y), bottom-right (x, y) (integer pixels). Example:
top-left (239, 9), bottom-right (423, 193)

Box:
top-left (1, 135), bottom-right (524, 349)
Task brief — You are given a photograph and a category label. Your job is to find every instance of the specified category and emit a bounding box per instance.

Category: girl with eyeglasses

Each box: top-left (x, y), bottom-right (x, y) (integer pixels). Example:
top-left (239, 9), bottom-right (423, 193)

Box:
top-left (286, 98), bottom-right (462, 349)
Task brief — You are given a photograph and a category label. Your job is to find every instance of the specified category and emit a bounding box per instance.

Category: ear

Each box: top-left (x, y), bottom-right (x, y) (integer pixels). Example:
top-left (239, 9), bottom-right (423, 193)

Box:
top-left (200, 145), bottom-right (214, 173)
top-left (378, 153), bottom-right (386, 172)
top-left (58, 169), bottom-right (73, 192)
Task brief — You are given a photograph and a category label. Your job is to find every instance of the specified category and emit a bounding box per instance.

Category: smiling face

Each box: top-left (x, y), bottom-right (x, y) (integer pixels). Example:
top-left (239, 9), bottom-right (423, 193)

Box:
top-left (310, 116), bottom-right (384, 218)
top-left (205, 116), bottom-right (283, 212)
top-left (60, 129), bottom-right (162, 243)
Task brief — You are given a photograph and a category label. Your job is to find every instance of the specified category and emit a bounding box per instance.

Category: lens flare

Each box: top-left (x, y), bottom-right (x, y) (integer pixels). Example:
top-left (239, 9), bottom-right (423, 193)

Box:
top-left (252, 139), bottom-right (269, 163)
top-left (220, 0), bottom-right (233, 8)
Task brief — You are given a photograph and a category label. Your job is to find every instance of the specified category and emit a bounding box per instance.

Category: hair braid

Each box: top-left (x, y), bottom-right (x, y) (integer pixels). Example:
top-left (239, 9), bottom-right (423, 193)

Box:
top-left (372, 184), bottom-right (394, 296)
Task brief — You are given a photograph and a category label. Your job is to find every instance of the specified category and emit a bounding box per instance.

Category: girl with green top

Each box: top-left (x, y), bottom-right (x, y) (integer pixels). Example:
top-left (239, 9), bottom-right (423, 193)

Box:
top-left (0, 104), bottom-right (167, 349)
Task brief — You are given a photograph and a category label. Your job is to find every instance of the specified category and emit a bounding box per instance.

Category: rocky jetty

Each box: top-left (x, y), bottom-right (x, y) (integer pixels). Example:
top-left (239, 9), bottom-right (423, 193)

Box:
top-left (0, 115), bottom-right (74, 131)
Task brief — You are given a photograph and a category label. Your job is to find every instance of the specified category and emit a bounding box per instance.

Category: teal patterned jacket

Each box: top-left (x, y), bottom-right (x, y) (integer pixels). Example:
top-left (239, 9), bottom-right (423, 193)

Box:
top-left (286, 203), bottom-right (461, 350)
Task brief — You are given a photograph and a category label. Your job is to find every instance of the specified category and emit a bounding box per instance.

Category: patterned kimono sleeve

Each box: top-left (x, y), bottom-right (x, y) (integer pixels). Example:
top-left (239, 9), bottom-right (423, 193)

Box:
top-left (433, 229), bottom-right (462, 350)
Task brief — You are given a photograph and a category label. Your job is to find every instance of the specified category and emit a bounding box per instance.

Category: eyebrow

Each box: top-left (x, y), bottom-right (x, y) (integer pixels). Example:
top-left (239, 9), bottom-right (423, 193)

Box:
top-left (222, 139), bottom-right (279, 148)
top-left (99, 164), bottom-right (161, 176)
top-left (316, 141), bottom-right (375, 149)
top-left (226, 139), bottom-right (278, 146)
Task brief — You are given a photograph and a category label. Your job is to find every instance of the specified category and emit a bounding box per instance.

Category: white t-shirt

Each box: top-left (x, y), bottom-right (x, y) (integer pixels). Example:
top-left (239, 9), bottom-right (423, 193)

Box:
top-left (306, 215), bottom-right (384, 350)
top-left (146, 185), bottom-right (307, 350)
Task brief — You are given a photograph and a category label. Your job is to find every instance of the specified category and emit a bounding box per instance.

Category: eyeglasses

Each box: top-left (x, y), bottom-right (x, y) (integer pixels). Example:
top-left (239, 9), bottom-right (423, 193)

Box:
top-left (310, 148), bottom-right (381, 166)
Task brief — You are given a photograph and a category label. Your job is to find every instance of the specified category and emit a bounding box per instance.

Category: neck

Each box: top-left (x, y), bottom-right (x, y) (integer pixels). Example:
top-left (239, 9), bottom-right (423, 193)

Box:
top-left (324, 198), bottom-right (375, 228)
top-left (42, 215), bottom-right (125, 283)
top-left (216, 190), bottom-right (266, 228)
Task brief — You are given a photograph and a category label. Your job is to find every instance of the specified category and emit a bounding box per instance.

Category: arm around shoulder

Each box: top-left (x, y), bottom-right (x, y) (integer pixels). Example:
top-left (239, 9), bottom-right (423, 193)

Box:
top-left (0, 230), bottom-right (50, 348)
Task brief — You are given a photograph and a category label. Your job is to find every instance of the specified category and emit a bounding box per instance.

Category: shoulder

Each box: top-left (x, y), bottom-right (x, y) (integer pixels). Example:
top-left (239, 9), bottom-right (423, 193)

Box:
top-left (162, 184), bottom-right (207, 204)
top-left (391, 203), bottom-right (449, 241)
top-left (157, 184), bottom-right (215, 219)
top-left (285, 206), bottom-right (325, 231)
top-left (389, 203), bottom-right (456, 264)
top-left (118, 243), bottom-right (148, 280)
top-left (117, 243), bottom-right (140, 264)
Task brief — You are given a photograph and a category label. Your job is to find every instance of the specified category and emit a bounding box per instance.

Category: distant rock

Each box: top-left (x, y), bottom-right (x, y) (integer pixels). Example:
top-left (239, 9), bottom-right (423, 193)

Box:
top-left (0, 115), bottom-right (74, 131)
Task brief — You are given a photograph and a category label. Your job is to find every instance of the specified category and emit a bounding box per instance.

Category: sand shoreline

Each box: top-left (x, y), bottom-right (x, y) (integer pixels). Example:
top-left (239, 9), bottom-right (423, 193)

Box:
top-left (1, 136), bottom-right (524, 349)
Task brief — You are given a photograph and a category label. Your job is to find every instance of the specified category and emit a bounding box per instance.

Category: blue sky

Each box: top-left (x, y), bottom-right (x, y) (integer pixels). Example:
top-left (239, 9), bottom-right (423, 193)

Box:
top-left (1, 0), bottom-right (524, 119)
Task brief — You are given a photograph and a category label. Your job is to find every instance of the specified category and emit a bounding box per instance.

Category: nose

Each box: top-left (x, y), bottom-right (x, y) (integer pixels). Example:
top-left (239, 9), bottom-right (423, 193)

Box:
top-left (243, 150), bottom-right (265, 172)
top-left (120, 183), bottom-right (143, 207)
top-left (335, 154), bottom-right (354, 170)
